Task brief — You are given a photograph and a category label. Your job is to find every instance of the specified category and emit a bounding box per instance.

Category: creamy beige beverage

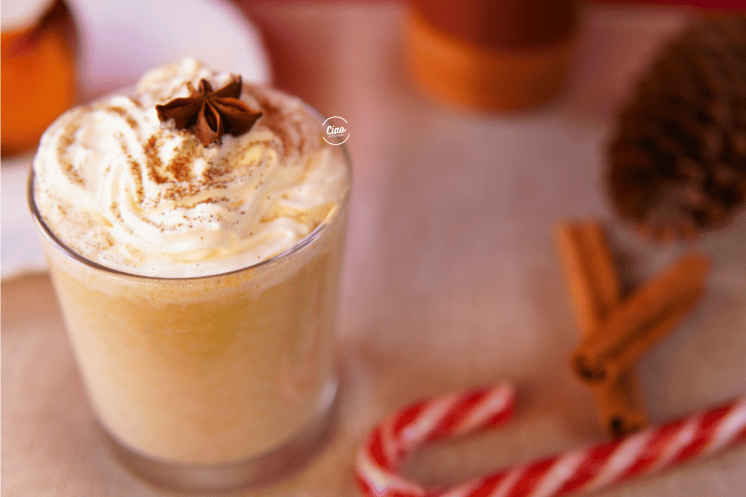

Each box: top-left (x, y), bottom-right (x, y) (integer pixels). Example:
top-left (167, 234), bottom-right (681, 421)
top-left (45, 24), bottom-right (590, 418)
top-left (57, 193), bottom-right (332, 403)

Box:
top-left (30, 59), bottom-right (350, 479)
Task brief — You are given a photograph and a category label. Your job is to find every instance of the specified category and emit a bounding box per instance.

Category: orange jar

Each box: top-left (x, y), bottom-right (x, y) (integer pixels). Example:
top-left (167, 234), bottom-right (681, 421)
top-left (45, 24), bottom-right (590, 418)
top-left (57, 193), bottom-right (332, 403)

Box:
top-left (405, 0), bottom-right (580, 111)
top-left (2, 0), bottom-right (78, 156)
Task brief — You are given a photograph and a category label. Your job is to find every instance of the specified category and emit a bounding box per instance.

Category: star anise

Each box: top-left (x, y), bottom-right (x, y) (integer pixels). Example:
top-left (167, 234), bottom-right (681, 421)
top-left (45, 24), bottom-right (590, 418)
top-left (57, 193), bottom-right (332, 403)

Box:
top-left (155, 76), bottom-right (262, 146)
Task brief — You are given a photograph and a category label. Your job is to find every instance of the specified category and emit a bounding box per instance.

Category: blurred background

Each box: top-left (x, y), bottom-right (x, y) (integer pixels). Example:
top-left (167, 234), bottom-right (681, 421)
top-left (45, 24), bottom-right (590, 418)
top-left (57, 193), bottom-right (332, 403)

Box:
top-left (2, 0), bottom-right (743, 157)
top-left (3, 1), bottom-right (746, 496)
top-left (4, 0), bottom-right (744, 274)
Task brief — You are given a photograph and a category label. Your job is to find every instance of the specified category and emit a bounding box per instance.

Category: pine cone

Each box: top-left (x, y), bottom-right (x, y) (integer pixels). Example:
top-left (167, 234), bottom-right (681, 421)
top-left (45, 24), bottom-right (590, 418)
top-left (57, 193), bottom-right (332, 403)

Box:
top-left (608, 14), bottom-right (746, 240)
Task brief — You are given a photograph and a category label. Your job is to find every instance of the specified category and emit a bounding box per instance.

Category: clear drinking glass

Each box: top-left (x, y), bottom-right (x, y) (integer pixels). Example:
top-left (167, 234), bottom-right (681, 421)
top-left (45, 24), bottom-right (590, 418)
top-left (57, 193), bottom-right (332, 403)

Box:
top-left (28, 145), bottom-right (351, 490)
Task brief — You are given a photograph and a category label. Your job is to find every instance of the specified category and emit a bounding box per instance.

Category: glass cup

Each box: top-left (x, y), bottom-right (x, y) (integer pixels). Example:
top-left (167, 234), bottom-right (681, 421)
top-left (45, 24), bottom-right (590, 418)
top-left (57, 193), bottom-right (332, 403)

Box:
top-left (28, 144), bottom-right (351, 490)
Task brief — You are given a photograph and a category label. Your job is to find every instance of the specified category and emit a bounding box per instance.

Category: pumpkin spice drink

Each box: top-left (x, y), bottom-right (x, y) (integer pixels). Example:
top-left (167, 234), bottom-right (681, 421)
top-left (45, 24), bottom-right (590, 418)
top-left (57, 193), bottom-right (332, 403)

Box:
top-left (29, 59), bottom-right (351, 489)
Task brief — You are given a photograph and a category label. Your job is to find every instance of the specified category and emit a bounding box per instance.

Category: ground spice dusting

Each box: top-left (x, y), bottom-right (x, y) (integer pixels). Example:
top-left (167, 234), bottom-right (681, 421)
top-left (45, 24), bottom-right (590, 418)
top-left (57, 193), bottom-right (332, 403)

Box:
top-left (115, 191), bottom-right (164, 230)
top-left (113, 132), bottom-right (146, 205)
top-left (56, 120), bottom-right (84, 185)
top-left (115, 131), bottom-right (127, 153)
top-left (108, 106), bottom-right (139, 131)
top-left (144, 135), bottom-right (169, 184)
top-left (253, 95), bottom-right (296, 157)
top-left (129, 160), bottom-right (145, 203)
top-left (101, 233), bottom-right (114, 250)
top-left (167, 137), bottom-right (200, 182)
top-left (110, 201), bottom-right (122, 222)
top-left (181, 183), bottom-right (201, 198)
top-left (202, 154), bottom-right (233, 185)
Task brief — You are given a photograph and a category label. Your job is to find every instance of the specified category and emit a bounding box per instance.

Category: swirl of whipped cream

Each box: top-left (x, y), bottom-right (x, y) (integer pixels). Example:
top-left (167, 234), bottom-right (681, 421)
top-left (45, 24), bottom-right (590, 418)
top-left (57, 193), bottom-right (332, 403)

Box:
top-left (32, 59), bottom-right (349, 277)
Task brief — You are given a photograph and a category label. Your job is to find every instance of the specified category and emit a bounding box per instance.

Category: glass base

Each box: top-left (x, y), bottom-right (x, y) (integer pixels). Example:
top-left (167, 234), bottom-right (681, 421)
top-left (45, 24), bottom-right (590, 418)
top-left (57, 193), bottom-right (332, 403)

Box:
top-left (99, 380), bottom-right (339, 491)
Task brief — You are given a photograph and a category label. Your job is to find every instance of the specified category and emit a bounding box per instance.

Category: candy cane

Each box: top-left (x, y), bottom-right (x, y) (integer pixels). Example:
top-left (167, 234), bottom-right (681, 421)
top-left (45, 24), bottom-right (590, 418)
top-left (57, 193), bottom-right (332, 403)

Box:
top-left (355, 384), bottom-right (746, 497)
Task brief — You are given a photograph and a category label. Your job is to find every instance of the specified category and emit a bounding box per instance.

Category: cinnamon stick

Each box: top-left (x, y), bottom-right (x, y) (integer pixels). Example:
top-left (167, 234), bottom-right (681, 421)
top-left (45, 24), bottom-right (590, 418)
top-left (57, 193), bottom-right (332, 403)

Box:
top-left (592, 372), bottom-right (647, 437)
top-left (555, 223), bottom-right (598, 332)
top-left (572, 253), bottom-right (709, 386)
top-left (555, 221), bottom-right (647, 436)
top-left (577, 223), bottom-right (619, 314)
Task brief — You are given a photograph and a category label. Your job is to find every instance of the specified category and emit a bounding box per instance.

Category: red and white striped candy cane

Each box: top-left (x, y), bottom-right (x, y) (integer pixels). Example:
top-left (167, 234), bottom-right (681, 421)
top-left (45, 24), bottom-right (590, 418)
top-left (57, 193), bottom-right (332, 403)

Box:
top-left (355, 384), bottom-right (746, 497)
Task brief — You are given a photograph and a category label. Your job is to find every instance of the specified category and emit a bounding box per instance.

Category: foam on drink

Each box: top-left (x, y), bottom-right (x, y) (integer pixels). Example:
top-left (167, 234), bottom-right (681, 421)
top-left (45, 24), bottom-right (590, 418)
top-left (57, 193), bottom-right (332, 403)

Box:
top-left (33, 58), bottom-right (348, 277)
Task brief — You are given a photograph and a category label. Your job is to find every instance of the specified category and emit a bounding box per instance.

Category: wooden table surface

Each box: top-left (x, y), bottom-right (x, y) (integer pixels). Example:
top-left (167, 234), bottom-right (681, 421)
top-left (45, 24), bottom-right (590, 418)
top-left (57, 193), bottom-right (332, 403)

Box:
top-left (3, 3), bottom-right (746, 496)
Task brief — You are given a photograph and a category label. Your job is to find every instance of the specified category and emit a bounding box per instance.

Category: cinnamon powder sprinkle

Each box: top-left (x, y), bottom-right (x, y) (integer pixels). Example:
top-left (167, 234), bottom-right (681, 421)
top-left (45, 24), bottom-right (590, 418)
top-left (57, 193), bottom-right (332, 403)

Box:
top-left (163, 183), bottom-right (201, 203)
top-left (144, 135), bottom-right (169, 184)
top-left (251, 95), bottom-right (308, 155)
top-left (129, 160), bottom-right (145, 203)
top-left (166, 137), bottom-right (200, 183)
top-left (113, 132), bottom-right (146, 204)
top-left (253, 96), bottom-right (294, 155)
top-left (108, 106), bottom-right (139, 131)
top-left (110, 201), bottom-right (122, 222)
top-left (57, 121), bottom-right (84, 185)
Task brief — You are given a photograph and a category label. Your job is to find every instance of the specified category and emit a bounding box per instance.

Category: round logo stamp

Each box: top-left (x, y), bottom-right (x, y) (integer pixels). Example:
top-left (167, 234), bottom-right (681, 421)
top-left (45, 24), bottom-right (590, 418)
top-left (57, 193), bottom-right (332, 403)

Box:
top-left (322, 116), bottom-right (350, 145)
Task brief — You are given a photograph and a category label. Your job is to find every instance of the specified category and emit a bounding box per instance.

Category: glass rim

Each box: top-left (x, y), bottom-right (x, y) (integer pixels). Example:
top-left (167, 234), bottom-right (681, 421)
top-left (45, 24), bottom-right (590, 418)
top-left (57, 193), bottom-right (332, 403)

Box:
top-left (28, 141), bottom-right (352, 282)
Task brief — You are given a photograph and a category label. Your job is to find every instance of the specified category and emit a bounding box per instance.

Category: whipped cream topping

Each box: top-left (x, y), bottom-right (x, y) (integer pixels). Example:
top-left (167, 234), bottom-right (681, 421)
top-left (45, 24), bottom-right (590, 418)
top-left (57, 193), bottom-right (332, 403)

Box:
top-left (33, 59), bottom-right (349, 277)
